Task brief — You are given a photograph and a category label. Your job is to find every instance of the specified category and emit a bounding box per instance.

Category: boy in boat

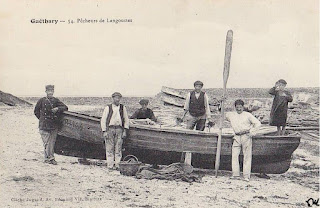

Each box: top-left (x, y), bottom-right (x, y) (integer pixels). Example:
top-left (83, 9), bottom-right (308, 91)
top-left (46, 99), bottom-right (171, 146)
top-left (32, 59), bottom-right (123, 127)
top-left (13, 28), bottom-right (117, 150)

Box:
top-left (131, 99), bottom-right (160, 168)
top-left (179, 81), bottom-right (213, 131)
top-left (130, 99), bottom-right (157, 124)
top-left (100, 92), bottom-right (129, 170)
top-left (269, 79), bottom-right (293, 135)
top-left (34, 85), bottom-right (68, 165)
top-left (226, 99), bottom-right (261, 182)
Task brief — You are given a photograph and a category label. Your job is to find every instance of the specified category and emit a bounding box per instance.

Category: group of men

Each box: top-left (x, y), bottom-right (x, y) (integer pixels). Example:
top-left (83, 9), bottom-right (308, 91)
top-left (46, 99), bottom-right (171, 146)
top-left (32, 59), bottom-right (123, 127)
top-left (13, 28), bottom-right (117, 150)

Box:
top-left (34, 79), bottom-right (292, 182)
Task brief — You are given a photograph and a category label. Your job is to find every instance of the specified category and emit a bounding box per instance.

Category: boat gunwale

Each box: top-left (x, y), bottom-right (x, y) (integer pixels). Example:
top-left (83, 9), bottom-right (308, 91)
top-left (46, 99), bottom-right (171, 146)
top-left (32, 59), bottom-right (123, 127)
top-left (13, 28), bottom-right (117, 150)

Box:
top-left (62, 111), bottom-right (301, 140)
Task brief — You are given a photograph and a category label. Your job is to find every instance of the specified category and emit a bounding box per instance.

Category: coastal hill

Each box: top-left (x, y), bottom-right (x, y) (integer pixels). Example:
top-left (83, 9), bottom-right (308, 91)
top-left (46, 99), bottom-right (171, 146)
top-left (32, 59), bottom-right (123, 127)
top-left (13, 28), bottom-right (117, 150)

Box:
top-left (0, 90), bottom-right (32, 106)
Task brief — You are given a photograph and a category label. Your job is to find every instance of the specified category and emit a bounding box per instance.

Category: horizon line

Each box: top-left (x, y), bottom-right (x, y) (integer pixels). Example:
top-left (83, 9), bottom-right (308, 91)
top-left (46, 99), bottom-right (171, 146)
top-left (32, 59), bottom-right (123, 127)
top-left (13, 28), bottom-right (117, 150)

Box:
top-left (17, 86), bottom-right (320, 97)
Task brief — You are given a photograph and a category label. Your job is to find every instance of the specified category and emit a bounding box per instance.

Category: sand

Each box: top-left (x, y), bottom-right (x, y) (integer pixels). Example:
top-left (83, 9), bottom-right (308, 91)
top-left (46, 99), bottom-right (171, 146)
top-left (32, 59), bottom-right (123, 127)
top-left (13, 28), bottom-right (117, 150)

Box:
top-left (0, 106), bottom-right (319, 208)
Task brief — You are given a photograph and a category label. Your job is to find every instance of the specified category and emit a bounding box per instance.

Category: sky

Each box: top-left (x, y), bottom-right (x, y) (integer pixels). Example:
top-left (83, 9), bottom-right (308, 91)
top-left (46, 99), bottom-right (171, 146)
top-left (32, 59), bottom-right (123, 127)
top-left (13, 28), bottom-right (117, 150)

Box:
top-left (0, 0), bottom-right (319, 96)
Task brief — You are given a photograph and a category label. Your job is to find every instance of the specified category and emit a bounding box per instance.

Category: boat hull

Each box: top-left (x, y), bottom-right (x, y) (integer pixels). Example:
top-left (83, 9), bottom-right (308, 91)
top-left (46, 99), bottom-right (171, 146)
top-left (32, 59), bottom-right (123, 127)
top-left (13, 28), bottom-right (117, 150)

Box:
top-left (56, 111), bottom-right (301, 174)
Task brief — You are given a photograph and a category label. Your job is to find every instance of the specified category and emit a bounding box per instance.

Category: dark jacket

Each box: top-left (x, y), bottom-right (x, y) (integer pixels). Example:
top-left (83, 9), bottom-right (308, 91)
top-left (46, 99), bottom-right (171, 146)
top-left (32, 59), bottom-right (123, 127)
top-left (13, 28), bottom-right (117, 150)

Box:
top-left (189, 91), bottom-right (206, 117)
top-left (269, 87), bottom-right (293, 126)
top-left (130, 108), bottom-right (157, 122)
top-left (34, 97), bottom-right (68, 130)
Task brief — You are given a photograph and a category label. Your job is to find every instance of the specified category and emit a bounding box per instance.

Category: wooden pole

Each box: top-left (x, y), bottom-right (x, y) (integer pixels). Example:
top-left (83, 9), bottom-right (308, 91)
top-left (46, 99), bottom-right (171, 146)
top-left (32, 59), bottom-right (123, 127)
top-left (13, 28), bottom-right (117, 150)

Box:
top-left (215, 30), bottom-right (233, 177)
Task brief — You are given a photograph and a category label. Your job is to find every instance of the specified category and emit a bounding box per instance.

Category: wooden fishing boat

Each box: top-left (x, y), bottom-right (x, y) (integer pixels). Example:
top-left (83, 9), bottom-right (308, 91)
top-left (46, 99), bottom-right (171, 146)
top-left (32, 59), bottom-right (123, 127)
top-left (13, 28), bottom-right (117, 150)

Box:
top-left (162, 94), bottom-right (185, 107)
top-left (161, 94), bottom-right (219, 112)
top-left (161, 86), bottom-right (186, 99)
top-left (56, 111), bottom-right (301, 174)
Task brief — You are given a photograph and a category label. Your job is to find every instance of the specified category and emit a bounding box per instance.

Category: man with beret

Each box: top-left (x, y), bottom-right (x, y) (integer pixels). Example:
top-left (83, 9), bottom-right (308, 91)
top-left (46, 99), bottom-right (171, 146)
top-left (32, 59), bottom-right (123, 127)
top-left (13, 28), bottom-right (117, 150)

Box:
top-left (130, 99), bottom-right (157, 123)
top-left (34, 85), bottom-right (68, 165)
top-left (269, 79), bottom-right (293, 135)
top-left (100, 92), bottom-right (129, 170)
top-left (179, 81), bottom-right (212, 131)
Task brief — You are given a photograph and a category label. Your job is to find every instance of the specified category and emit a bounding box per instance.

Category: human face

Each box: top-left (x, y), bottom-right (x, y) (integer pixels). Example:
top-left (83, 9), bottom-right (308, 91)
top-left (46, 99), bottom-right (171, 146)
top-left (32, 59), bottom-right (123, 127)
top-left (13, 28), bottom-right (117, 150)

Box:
top-left (112, 96), bottom-right (121, 106)
top-left (46, 89), bottom-right (54, 98)
top-left (194, 85), bottom-right (203, 92)
top-left (235, 104), bottom-right (244, 114)
top-left (278, 83), bottom-right (286, 91)
top-left (141, 104), bottom-right (148, 110)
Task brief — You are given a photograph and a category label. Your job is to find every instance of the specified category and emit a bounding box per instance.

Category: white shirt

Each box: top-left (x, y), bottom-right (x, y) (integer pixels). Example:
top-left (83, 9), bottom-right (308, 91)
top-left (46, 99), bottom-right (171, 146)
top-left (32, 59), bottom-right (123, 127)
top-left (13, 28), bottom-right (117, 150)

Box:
top-left (184, 91), bottom-right (211, 118)
top-left (100, 104), bottom-right (129, 131)
top-left (225, 111), bottom-right (261, 135)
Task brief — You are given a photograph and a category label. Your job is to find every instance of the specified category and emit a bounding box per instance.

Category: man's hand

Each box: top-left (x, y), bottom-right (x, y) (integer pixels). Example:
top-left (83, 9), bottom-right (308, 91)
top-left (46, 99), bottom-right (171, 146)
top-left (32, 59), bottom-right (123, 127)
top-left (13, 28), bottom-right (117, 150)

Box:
top-left (146, 119), bottom-right (156, 125)
top-left (176, 117), bottom-right (184, 123)
top-left (207, 119), bottom-right (215, 128)
top-left (52, 107), bottom-right (59, 113)
top-left (103, 131), bottom-right (108, 138)
top-left (249, 129), bottom-right (256, 137)
top-left (178, 110), bottom-right (188, 124)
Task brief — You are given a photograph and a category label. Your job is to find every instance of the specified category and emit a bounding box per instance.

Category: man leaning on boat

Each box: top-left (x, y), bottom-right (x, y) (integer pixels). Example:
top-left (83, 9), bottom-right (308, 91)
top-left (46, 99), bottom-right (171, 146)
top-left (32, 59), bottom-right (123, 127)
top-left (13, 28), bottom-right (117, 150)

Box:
top-left (100, 92), bottom-right (129, 170)
top-left (34, 85), bottom-right (68, 165)
top-left (179, 81), bottom-right (213, 131)
top-left (226, 99), bottom-right (261, 182)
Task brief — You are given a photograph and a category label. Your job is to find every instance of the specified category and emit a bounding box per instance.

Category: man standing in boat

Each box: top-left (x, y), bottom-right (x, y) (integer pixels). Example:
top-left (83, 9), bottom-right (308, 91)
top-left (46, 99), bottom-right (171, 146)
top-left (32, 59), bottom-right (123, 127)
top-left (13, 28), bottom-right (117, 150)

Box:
top-left (179, 80), bottom-right (213, 131)
top-left (225, 99), bottom-right (261, 182)
top-left (269, 79), bottom-right (293, 135)
top-left (100, 92), bottom-right (129, 170)
top-left (34, 85), bottom-right (68, 165)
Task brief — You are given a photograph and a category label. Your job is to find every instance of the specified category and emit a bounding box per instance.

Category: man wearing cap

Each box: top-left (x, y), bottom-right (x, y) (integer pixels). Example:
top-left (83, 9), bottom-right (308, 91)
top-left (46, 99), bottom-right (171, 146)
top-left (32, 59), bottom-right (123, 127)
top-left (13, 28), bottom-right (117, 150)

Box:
top-left (130, 99), bottom-right (157, 123)
top-left (100, 92), bottom-right (129, 170)
top-left (179, 81), bottom-right (212, 131)
top-left (269, 79), bottom-right (293, 135)
top-left (34, 85), bottom-right (68, 165)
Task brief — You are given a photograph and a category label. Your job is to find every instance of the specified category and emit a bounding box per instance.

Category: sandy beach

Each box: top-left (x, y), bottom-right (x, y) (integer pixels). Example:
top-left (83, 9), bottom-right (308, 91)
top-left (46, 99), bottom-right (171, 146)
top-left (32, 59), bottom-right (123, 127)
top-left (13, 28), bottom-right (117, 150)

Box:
top-left (0, 106), bottom-right (319, 208)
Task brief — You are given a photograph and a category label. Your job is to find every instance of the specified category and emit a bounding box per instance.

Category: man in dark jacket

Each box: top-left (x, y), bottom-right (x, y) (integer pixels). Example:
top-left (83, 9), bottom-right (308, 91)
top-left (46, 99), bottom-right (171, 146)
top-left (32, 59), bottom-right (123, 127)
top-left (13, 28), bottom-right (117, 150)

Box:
top-left (34, 85), bottom-right (68, 165)
top-left (130, 99), bottom-right (157, 123)
top-left (179, 81), bottom-right (212, 131)
top-left (269, 79), bottom-right (293, 135)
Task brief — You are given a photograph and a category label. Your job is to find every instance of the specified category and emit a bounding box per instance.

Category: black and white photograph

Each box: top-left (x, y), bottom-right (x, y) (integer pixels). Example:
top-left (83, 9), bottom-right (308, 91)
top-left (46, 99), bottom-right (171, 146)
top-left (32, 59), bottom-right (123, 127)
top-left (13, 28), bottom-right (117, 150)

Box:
top-left (0, 0), bottom-right (319, 207)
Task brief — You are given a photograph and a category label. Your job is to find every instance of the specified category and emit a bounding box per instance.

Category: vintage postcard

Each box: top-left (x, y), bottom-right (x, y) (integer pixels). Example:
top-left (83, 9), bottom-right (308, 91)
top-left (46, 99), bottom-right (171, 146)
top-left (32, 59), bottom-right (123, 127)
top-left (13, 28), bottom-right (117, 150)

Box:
top-left (0, 0), bottom-right (319, 207)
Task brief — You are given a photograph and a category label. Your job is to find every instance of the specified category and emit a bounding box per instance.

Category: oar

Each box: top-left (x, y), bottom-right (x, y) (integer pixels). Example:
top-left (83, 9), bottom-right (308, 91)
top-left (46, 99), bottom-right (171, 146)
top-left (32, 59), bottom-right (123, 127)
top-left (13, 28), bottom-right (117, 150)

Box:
top-left (215, 30), bottom-right (233, 177)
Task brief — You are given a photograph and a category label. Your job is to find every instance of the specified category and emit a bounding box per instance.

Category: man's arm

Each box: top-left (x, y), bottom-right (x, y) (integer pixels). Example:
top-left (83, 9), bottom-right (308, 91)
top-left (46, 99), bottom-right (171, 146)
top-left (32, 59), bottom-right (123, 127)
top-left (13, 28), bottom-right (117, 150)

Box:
top-left (123, 106), bottom-right (129, 129)
top-left (55, 98), bottom-right (68, 112)
top-left (225, 112), bottom-right (230, 122)
top-left (130, 110), bottom-right (139, 119)
top-left (249, 113), bottom-right (261, 134)
top-left (100, 106), bottom-right (109, 132)
top-left (181, 92), bottom-right (191, 120)
top-left (122, 106), bottom-right (130, 138)
top-left (149, 110), bottom-right (157, 122)
top-left (34, 98), bottom-right (42, 119)
top-left (285, 91), bottom-right (293, 102)
top-left (204, 93), bottom-right (211, 119)
top-left (268, 87), bottom-right (277, 96)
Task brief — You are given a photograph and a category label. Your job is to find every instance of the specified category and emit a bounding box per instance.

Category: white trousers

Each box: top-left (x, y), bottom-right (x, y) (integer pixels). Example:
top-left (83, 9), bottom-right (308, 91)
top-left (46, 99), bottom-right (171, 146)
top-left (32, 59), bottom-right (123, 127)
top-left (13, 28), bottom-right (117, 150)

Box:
top-left (232, 134), bottom-right (252, 179)
top-left (104, 127), bottom-right (123, 168)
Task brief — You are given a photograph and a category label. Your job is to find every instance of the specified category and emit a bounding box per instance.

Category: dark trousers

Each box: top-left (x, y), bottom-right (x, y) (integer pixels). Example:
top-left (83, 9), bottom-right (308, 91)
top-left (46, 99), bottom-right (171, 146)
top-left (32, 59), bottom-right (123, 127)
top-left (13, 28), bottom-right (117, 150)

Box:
top-left (186, 117), bottom-right (206, 131)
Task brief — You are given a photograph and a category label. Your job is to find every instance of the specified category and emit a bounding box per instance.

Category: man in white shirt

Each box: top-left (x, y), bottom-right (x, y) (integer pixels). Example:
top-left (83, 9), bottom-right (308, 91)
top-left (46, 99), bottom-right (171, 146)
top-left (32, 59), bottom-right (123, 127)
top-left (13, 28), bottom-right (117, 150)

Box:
top-left (100, 92), bottom-right (129, 170)
top-left (225, 99), bottom-right (261, 182)
top-left (179, 81), bottom-right (212, 131)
